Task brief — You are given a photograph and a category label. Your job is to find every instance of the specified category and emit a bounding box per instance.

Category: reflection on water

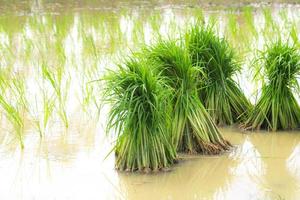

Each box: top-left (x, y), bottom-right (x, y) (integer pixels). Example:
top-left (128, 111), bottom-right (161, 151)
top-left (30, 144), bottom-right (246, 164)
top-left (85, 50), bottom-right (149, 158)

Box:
top-left (1, 128), bottom-right (300, 199)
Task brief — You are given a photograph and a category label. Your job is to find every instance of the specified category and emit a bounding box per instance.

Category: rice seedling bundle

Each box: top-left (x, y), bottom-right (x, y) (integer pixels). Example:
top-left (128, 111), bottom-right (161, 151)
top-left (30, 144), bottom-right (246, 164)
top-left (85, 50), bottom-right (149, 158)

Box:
top-left (103, 58), bottom-right (176, 172)
top-left (243, 41), bottom-right (300, 131)
top-left (186, 25), bottom-right (251, 125)
top-left (145, 40), bottom-right (231, 154)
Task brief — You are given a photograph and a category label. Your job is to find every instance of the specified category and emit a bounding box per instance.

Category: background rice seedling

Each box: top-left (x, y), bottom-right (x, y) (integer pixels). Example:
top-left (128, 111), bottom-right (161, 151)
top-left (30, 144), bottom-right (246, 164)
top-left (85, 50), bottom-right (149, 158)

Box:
top-left (0, 94), bottom-right (24, 148)
top-left (41, 61), bottom-right (70, 128)
top-left (242, 7), bottom-right (258, 39)
top-left (0, 70), bottom-right (27, 148)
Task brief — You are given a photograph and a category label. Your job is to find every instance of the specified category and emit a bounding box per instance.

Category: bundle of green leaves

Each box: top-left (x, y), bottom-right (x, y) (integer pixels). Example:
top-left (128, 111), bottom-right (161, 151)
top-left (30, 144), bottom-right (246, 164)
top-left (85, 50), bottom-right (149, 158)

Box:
top-left (243, 41), bottom-right (300, 131)
top-left (103, 58), bottom-right (177, 172)
top-left (145, 40), bottom-right (231, 154)
top-left (187, 25), bottom-right (251, 125)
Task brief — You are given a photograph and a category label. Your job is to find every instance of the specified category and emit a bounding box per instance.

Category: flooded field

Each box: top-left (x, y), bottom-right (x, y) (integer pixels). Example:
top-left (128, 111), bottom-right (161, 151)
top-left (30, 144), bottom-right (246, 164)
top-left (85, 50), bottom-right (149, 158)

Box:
top-left (0, 0), bottom-right (300, 199)
top-left (2, 128), bottom-right (300, 199)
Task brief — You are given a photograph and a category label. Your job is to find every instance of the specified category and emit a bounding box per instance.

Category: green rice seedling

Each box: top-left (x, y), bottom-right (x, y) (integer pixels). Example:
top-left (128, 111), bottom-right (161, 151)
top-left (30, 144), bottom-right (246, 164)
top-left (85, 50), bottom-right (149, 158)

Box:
top-left (279, 9), bottom-right (288, 23)
top-left (243, 41), bottom-right (300, 131)
top-left (42, 93), bottom-right (56, 132)
top-left (191, 8), bottom-right (204, 24)
top-left (242, 7), bottom-right (258, 39)
top-left (0, 62), bottom-right (28, 147)
top-left (32, 91), bottom-right (56, 137)
top-left (80, 81), bottom-right (94, 114)
top-left (0, 15), bottom-right (26, 41)
top-left (208, 14), bottom-right (218, 27)
top-left (0, 94), bottom-right (24, 148)
top-left (290, 23), bottom-right (298, 45)
top-left (0, 72), bottom-right (25, 148)
top-left (77, 62), bottom-right (98, 115)
top-left (82, 32), bottom-right (98, 60)
top-left (103, 57), bottom-right (177, 172)
top-left (76, 28), bottom-right (101, 114)
top-left (132, 19), bottom-right (145, 46)
top-left (238, 7), bottom-right (258, 54)
top-left (227, 13), bottom-right (238, 40)
top-left (145, 40), bottom-right (231, 154)
top-left (0, 41), bottom-right (16, 69)
top-left (86, 68), bottom-right (102, 115)
top-left (83, 12), bottom-right (105, 33)
top-left (225, 11), bottom-right (251, 54)
top-left (106, 14), bottom-right (123, 53)
top-left (41, 62), bottom-right (69, 128)
top-left (85, 61), bottom-right (102, 118)
top-left (186, 25), bottom-right (251, 125)
top-left (263, 8), bottom-right (276, 30)
top-left (20, 29), bottom-right (35, 63)
top-left (149, 11), bottom-right (162, 35)
top-left (262, 8), bottom-right (280, 41)
top-left (11, 77), bottom-right (27, 111)
top-left (54, 14), bottom-right (74, 40)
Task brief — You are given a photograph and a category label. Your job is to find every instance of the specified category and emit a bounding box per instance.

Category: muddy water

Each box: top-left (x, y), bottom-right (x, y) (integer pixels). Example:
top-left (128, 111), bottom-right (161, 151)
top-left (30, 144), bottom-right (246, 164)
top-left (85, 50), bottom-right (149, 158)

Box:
top-left (119, 129), bottom-right (300, 200)
top-left (1, 128), bottom-right (300, 199)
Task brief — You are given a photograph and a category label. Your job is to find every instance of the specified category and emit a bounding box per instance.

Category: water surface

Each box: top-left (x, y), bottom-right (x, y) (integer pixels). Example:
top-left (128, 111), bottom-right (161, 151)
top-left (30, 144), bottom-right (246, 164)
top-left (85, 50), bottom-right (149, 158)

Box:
top-left (1, 128), bottom-right (300, 199)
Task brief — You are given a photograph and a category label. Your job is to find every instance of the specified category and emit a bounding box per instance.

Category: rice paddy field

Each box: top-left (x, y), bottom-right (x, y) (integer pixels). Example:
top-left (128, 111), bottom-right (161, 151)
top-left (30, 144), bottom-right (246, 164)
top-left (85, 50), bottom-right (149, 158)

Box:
top-left (1, 0), bottom-right (300, 199)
